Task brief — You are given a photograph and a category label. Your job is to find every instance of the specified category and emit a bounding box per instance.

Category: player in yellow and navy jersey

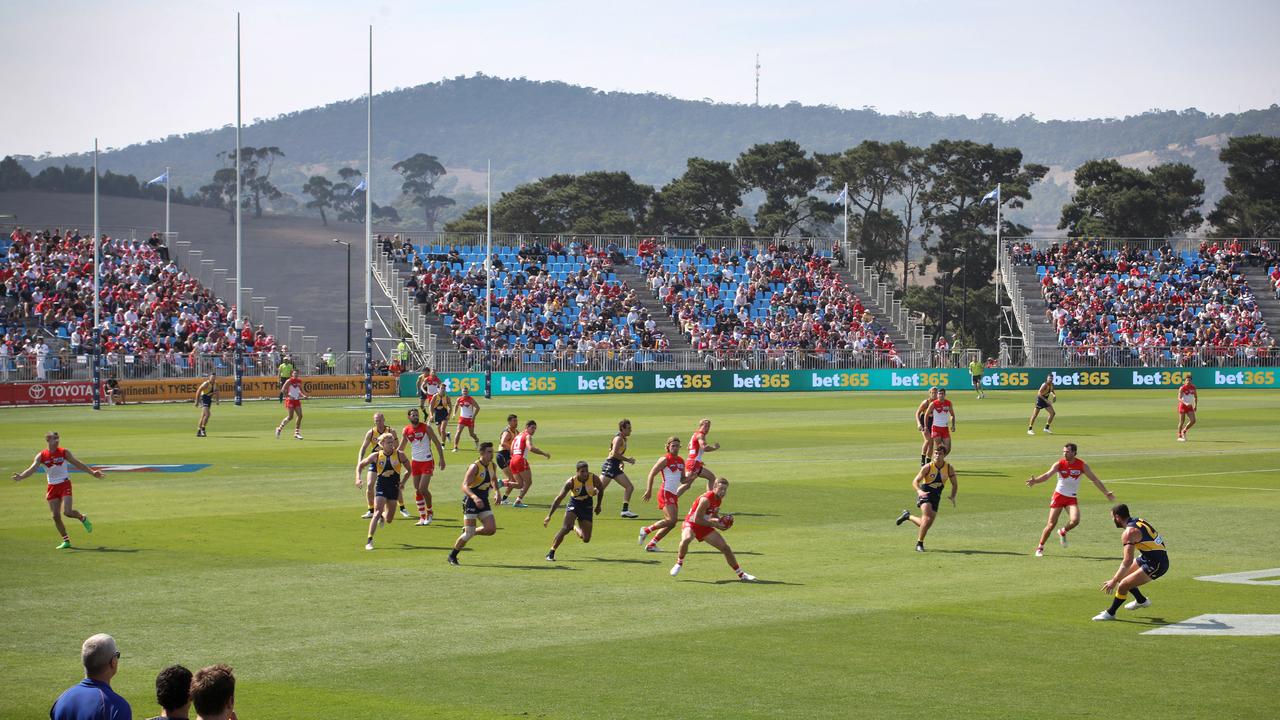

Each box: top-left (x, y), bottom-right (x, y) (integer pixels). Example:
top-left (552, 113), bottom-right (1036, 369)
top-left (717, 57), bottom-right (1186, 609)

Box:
top-left (357, 433), bottom-right (411, 551)
top-left (896, 445), bottom-right (958, 552)
top-left (1094, 503), bottom-right (1169, 621)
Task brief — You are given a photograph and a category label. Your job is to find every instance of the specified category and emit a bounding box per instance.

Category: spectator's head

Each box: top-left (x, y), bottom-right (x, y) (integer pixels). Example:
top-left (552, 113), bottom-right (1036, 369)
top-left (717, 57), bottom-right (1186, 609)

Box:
top-left (81, 633), bottom-right (120, 681)
top-left (154, 664), bottom-right (192, 717)
top-left (190, 664), bottom-right (235, 720)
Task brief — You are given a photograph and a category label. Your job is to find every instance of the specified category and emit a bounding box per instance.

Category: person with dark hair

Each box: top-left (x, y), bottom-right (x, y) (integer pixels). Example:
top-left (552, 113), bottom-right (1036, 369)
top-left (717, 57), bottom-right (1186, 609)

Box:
top-left (1093, 504), bottom-right (1169, 621)
top-left (448, 442), bottom-right (501, 566)
top-left (543, 461), bottom-right (603, 561)
top-left (1026, 443), bottom-right (1115, 557)
top-left (189, 664), bottom-right (235, 720)
top-left (50, 633), bottom-right (132, 719)
top-left (145, 664), bottom-right (192, 720)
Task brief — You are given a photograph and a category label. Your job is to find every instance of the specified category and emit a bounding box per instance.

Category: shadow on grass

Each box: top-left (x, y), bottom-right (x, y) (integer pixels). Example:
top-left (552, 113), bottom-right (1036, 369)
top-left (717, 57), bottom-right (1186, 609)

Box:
top-left (1185, 439), bottom-right (1244, 444)
top-left (394, 544), bottom-right (458, 551)
top-left (957, 471), bottom-right (1010, 477)
top-left (687, 550), bottom-right (764, 556)
top-left (470, 563), bottom-right (579, 571)
top-left (931, 549), bottom-right (1029, 557)
top-left (579, 557), bottom-right (661, 565)
top-left (683, 578), bottom-right (803, 586)
top-left (69, 546), bottom-right (142, 553)
top-left (729, 512), bottom-right (780, 518)
top-left (1115, 616), bottom-right (1173, 627)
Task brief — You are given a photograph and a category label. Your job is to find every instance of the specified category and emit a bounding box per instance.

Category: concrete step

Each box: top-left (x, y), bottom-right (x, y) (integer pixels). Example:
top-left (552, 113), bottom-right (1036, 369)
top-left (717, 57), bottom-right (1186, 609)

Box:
top-left (613, 262), bottom-right (692, 349)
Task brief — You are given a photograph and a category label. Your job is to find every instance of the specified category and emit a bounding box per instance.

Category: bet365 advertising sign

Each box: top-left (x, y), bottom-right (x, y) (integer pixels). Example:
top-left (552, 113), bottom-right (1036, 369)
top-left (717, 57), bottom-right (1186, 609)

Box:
top-left (399, 367), bottom-right (1279, 397)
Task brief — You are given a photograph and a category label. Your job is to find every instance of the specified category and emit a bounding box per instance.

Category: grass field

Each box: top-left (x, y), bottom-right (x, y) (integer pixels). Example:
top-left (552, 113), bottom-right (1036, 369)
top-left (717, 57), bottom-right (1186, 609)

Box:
top-left (2, 389), bottom-right (1278, 719)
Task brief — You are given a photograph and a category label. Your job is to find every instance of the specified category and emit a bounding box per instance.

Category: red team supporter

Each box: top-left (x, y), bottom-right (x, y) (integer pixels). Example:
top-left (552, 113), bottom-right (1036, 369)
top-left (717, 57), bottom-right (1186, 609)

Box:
top-left (928, 389), bottom-right (956, 452)
top-left (401, 409), bottom-right (445, 525)
top-left (639, 437), bottom-right (691, 551)
top-left (12, 431), bottom-right (105, 549)
top-left (1026, 443), bottom-right (1116, 556)
top-left (1176, 380), bottom-right (1198, 441)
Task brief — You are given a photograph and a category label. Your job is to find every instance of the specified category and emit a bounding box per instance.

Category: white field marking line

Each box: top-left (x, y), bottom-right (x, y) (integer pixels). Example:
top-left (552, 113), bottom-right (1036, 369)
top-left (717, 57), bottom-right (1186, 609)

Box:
top-left (709, 447), bottom-right (1280, 465)
top-left (1105, 467), bottom-right (1280, 491)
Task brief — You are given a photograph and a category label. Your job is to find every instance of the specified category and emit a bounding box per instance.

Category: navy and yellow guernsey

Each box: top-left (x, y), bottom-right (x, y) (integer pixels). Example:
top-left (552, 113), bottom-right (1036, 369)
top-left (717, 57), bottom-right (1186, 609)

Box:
top-left (467, 461), bottom-right (499, 494)
top-left (1128, 517), bottom-right (1169, 580)
top-left (373, 451), bottom-right (404, 481)
top-left (570, 475), bottom-right (596, 501)
top-left (920, 461), bottom-right (951, 492)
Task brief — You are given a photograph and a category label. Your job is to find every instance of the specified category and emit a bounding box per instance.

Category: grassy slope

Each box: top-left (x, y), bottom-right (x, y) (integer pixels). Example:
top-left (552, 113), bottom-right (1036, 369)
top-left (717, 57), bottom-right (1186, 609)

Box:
top-left (1, 390), bottom-right (1277, 719)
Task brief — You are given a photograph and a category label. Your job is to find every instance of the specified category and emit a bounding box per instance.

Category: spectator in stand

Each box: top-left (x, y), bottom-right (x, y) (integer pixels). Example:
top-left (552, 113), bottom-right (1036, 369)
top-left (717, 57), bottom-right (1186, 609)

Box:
top-left (50, 633), bottom-right (132, 720)
top-left (145, 664), bottom-right (192, 720)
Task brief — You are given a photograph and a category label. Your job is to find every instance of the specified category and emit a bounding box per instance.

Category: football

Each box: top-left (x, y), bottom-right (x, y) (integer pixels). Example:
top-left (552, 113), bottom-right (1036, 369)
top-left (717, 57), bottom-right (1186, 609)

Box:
top-left (720, 514), bottom-right (734, 530)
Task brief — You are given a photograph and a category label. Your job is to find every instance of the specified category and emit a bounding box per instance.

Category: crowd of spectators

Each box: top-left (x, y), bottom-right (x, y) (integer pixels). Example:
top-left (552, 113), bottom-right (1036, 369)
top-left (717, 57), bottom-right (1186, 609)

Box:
top-left (1032, 239), bottom-right (1274, 366)
top-left (640, 238), bottom-right (902, 368)
top-left (1, 227), bottom-right (284, 379)
top-left (391, 239), bottom-right (670, 369)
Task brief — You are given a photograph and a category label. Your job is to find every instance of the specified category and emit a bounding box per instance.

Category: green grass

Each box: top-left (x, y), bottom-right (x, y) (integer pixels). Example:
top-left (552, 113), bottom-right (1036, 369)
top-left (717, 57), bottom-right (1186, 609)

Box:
top-left (2, 389), bottom-right (1278, 719)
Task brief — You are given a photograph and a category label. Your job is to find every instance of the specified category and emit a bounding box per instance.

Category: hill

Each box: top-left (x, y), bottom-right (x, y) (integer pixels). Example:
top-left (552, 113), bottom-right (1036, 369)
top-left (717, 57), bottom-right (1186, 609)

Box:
top-left (12, 75), bottom-right (1280, 229)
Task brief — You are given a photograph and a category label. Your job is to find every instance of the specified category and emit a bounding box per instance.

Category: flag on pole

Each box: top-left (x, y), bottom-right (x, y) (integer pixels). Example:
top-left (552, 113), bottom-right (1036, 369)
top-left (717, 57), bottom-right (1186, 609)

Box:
top-left (351, 179), bottom-right (367, 196)
top-left (144, 171), bottom-right (169, 187)
top-left (980, 186), bottom-right (1000, 203)
top-left (834, 183), bottom-right (848, 204)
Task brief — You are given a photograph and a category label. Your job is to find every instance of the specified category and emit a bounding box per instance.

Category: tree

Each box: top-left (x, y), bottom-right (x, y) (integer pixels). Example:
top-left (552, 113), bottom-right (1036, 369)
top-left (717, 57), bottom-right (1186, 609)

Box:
top-left (649, 157), bottom-right (749, 236)
top-left (898, 154), bottom-right (934, 293)
top-left (1208, 135), bottom-right (1280, 238)
top-left (333, 167), bottom-right (364, 223)
top-left (199, 167), bottom-right (238, 221)
top-left (1058, 159), bottom-right (1204, 238)
top-left (818, 140), bottom-right (920, 276)
top-left (734, 140), bottom-right (832, 236)
top-left (392, 153), bottom-right (455, 231)
top-left (302, 175), bottom-right (335, 225)
top-left (913, 140), bottom-right (1047, 353)
top-left (241, 146), bottom-right (285, 219)
top-left (0, 156), bottom-right (31, 191)
top-left (444, 172), bottom-right (653, 234)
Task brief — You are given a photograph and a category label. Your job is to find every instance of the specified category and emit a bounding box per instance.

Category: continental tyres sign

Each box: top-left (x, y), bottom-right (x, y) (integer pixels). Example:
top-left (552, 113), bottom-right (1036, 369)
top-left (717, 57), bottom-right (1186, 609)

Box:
top-left (0, 375), bottom-right (396, 406)
top-left (398, 367), bottom-right (1280, 397)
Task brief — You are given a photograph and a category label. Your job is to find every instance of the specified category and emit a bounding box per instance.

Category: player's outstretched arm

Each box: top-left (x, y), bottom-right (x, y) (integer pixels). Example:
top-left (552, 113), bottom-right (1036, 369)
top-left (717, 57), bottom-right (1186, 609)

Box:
top-left (12, 455), bottom-right (40, 481)
top-left (592, 474), bottom-right (604, 513)
top-left (1083, 463), bottom-right (1115, 500)
top-left (64, 450), bottom-right (104, 479)
top-left (543, 480), bottom-right (572, 526)
top-left (1026, 466), bottom-right (1055, 487)
top-left (1103, 530), bottom-right (1139, 593)
top-left (427, 429), bottom-right (446, 470)
top-left (531, 443), bottom-right (551, 459)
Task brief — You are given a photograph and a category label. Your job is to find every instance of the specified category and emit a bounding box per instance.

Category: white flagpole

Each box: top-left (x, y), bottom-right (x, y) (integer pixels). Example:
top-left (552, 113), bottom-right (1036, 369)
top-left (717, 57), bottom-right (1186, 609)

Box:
top-left (92, 139), bottom-right (101, 410)
top-left (363, 24), bottom-right (373, 403)
top-left (233, 12), bottom-right (244, 405)
top-left (164, 165), bottom-right (171, 241)
top-left (842, 182), bottom-right (848, 253)
top-left (484, 159), bottom-right (492, 398)
top-left (995, 182), bottom-right (1003, 351)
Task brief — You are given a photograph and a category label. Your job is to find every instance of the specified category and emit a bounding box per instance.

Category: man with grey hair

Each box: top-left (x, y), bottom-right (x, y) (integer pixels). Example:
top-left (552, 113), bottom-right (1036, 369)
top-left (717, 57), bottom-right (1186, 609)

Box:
top-left (50, 633), bottom-right (132, 719)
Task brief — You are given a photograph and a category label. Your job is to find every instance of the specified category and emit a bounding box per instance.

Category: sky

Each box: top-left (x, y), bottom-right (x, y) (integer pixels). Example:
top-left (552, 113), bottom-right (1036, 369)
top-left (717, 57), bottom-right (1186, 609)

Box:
top-left (3, 0), bottom-right (1278, 157)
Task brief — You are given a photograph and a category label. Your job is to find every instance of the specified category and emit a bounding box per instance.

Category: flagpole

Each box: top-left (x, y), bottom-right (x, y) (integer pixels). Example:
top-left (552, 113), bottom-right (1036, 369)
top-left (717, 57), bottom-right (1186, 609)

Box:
top-left (363, 24), bottom-right (373, 403)
top-left (164, 165), bottom-right (171, 242)
top-left (233, 12), bottom-right (244, 406)
top-left (484, 159), bottom-right (492, 400)
top-left (842, 182), bottom-right (848, 254)
top-left (92, 139), bottom-right (101, 411)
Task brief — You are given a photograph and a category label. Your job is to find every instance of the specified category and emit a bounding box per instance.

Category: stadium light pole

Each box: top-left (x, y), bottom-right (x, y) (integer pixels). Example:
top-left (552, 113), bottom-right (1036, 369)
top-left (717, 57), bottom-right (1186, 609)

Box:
top-left (333, 239), bottom-right (352, 358)
top-left (484, 159), bottom-right (492, 399)
top-left (233, 11), bottom-right (244, 406)
top-left (92, 139), bottom-right (101, 411)
top-left (363, 24), bottom-right (373, 403)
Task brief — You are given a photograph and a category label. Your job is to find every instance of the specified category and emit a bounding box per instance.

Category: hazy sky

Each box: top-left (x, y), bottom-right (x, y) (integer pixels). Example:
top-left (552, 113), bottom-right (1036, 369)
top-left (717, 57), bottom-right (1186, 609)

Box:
top-left (3, 0), bottom-right (1278, 157)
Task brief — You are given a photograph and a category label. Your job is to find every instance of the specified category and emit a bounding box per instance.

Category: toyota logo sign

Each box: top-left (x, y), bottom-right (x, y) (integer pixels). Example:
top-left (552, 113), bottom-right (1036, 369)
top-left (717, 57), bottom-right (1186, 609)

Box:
top-left (28, 383), bottom-right (46, 400)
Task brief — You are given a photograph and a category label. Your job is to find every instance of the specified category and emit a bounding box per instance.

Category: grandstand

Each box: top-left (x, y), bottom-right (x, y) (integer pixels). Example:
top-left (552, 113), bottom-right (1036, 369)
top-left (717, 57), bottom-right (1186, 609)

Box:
top-left (1009, 238), bottom-right (1278, 367)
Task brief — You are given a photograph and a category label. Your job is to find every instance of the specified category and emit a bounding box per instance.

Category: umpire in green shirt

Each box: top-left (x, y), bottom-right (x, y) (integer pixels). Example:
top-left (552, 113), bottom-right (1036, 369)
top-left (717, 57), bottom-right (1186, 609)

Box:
top-left (277, 355), bottom-right (295, 402)
top-left (968, 358), bottom-right (986, 399)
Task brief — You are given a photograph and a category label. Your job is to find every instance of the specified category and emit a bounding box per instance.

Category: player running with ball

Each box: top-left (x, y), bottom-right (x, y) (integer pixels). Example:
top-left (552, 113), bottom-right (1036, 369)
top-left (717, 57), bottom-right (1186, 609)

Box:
top-left (670, 477), bottom-right (755, 581)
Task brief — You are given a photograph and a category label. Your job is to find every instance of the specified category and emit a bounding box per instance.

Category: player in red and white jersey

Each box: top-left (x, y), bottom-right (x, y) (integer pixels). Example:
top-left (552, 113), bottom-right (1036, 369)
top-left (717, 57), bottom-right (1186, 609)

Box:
top-left (12, 430), bottom-right (104, 549)
top-left (684, 418), bottom-right (721, 490)
top-left (928, 389), bottom-right (956, 453)
top-left (417, 367), bottom-right (442, 414)
top-left (451, 386), bottom-right (481, 452)
top-left (400, 408), bottom-right (446, 525)
top-left (505, 420), bottom-right (550, 508)
top-left (915, 387), bottom-right (939, 465)
top-left (1176, 380), bottom-right (1198, 442)
top-left (639, 436), bottom-right (693, 552)
top-left (497, 414), bottom-right (520, 502)
top-left (670, 477), bottom-right (754, 581)
top-left (274, 370), bottom-right (309, 439)
top-left (1025, 442), bottom-right (1115, 556)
